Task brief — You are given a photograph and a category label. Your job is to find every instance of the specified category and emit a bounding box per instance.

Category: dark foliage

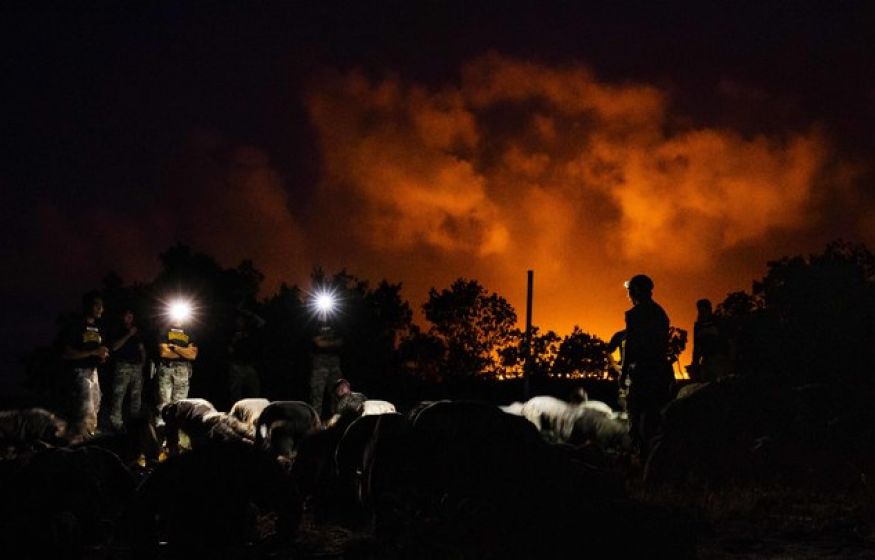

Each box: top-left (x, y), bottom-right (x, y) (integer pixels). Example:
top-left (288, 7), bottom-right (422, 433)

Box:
top-left (423, 278), bottom-right (521, 379)
top-left (552, 326), bottom-right (611, 379)
top-left (717, 240), bottom-right (875, 383)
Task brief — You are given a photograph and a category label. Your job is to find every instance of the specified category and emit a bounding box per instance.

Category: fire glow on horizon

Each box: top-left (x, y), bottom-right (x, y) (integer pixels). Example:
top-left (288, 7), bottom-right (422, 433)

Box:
top-left (35, 54), bottom-right (870, 374)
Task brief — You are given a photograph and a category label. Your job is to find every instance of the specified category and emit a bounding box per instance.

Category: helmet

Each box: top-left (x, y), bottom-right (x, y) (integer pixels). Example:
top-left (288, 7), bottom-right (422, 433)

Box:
top-left (624, 274), bottom-right (654, 293)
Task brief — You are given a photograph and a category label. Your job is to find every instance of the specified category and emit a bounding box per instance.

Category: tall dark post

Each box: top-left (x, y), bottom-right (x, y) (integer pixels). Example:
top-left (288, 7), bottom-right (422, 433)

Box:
top-left (523, 270), bottom-right (534, 399)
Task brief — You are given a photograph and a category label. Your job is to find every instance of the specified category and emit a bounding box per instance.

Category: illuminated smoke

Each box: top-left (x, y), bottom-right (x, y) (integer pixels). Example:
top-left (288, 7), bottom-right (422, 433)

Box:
top-left (304, 53), bottom-right (857, 342)
top-left (28, 54), bottom-right (865, 352)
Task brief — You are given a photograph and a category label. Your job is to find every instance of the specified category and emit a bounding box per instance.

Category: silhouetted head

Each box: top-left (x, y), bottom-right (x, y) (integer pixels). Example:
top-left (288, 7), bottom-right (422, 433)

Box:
top-left (122, 309), bottom-right (135, 327)
top-left (81, 291), bottom-right (104, 320)
top-left (696, 298), bottom-right (713, 319)
top-left (624, 274), bottom-right (654, 304)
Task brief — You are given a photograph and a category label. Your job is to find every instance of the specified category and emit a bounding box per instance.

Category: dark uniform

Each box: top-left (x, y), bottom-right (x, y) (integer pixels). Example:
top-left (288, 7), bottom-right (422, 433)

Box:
top-left (692, 308), bottom-right (731, 382)
top-left (108, 322), bottom-right (144, 431)
top-left (310, 327), bottom-right (343, 419)
top-left (155, 326), bottom-right (196, 425)
top-left (65, 320), bottom-right (104, 436)
top-left (623, 281), bottom-right (674, 458)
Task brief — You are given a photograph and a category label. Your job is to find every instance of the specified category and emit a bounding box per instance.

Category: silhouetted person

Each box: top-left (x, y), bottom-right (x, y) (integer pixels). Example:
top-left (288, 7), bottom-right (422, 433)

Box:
top-left (622, 275), bottom-right (674, 459)
top-left (326, 378), bottom-right (367, 426)
top-left (688, 298), bottom-right (731, 382)
top-left (108, 309), bottom-right (146, 433)
top-left (226, 308), bottom-right (266, 403)
top-left (607, 330), bottom-right (628, 414)
top-left (155, 321), bottom-right (198, 427)
top-left (310, 325), bottom-right (343, 419)
top-left (62, 292), bottom-right (109, 438)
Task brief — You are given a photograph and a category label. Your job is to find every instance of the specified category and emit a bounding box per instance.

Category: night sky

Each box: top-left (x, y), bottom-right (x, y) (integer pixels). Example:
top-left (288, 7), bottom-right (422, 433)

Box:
top-left (2, 2), bottom-right (874, 382)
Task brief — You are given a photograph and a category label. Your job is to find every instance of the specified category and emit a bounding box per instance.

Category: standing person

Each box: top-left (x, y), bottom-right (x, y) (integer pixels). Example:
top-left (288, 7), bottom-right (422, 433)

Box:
top-left (108, 309), bottom-right (146, 433)
top-left (309, 325), bottom-right (343, 420)
top-left (227, 308), bottom-right (266, 403)
top-left (155, 317), bottom-right (198, 426)
top-left (61, 291), bottom-right (109, 438)
top-left (622, 274), bottom-right (674, 460)
top-left (688, 299), bottom-right (731, 382)
top-left (607, 330), bottom-right (629, 415)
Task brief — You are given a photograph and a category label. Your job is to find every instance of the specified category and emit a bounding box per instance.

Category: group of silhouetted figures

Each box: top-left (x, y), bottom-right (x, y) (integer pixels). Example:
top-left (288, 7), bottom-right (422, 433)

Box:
top-left (53, 290), bottom-right (357, 446)
top-left (1, 274), bottom-right (744, 557)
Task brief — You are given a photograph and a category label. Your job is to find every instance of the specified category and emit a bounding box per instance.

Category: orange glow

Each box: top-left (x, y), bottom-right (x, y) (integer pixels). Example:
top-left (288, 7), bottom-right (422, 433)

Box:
top-left (38, 54), bottom-right (865, 379)
top-left (299, 54), bottom-right (853, 373)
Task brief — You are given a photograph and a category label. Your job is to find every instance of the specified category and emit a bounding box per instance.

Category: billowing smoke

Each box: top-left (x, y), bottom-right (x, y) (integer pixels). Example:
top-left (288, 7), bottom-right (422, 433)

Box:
top-left (24, 53), bottom-right (868, 353)
top-left (302, 53), bottom-right (861, 342)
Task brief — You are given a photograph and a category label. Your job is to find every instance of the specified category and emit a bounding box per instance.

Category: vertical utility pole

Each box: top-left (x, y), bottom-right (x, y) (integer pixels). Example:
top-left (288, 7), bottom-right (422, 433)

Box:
top-left (523, 270), bottom-right (534, 399)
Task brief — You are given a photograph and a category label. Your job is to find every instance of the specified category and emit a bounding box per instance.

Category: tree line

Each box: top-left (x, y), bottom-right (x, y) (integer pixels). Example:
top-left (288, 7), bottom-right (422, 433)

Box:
top-left (23, 244), bottom-right (649, 410)
top-left (22, 239), bottom-right (875, 411)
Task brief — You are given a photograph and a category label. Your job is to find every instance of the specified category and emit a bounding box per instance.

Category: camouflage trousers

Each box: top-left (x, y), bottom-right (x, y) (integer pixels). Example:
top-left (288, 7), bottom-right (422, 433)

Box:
top-left (309, 353), bottom-right (342, 419)
top-left (108, 362), bottom-right (143, 432)
top-left (155, 361), bottom-right (192, 426)
top-left (72, 367), bottom-right (101, 437)
top-left (228, 362), bottom-right (261, 404)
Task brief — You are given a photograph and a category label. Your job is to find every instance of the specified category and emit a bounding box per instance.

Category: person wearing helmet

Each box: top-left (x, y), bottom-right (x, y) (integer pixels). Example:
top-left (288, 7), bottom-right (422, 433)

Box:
top-left (622, 274), bottom-right (674, 460)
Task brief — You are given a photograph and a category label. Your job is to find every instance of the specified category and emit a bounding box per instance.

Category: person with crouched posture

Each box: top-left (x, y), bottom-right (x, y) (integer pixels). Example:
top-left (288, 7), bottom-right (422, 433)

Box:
top-left (0, 408), bottom-right (68, 450)
top-left (160, 398), bottom-right (253, 456)
top-left (229, 397), bottom-right (270, 434)
top-left (254, 400), bottom-right (321, 460)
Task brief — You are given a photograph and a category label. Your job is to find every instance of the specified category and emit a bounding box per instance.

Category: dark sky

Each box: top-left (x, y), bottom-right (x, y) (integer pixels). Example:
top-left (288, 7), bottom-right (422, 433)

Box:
top-left (2, 1), bottom-right (874, 383)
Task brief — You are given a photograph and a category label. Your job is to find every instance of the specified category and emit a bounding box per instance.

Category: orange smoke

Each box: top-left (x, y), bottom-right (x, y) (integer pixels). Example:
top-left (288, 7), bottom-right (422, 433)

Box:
top-left (32, 53), bottom-right (864, 373)
top-left (303, 53), bottom-right (857, 361)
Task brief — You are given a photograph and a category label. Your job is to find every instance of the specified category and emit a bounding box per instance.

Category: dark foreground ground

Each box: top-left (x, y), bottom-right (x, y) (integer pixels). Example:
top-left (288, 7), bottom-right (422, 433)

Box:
top-left (6, 376), bottom-right (875, 559)
top-left (294, 491), bottom-right (875, 560)
top-left (638, 482), bottom-right (875, 559)
top-left (5, 455), bottom-right (875, 559)
top-left (74, 464), bottom-right (874, 559)
top-left (231, 480), bottom-right (875, 559)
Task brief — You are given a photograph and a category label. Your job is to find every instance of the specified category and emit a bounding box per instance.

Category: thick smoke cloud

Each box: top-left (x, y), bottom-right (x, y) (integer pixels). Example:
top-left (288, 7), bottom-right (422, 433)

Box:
top-left (18, 54), bottom-right (868, 365)
top-left (303, 53), bottom-right (861, 343)
top-left (306, 71), bottom-right (508, 257)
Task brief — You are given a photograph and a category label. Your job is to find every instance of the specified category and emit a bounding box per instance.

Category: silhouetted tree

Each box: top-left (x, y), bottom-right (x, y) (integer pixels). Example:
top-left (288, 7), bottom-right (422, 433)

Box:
top-left (260, 283), bottom-right (310, 399)
top-left (533, 328), bottom-right (561, 378)
top-left (551, 327), bottom-right (611, 379)
top-left (715, 290), bottom-right (773, 377)
top-left (423, 279), bottom-right (521, 379)
top-left (319, 270), bottom-right (414, 392)
top-left (398, 326), bottom-right (445, 382)
top-left (717, 240), bottom-right (875, 383)
top-left (521, 327), bottom-right (561, 378)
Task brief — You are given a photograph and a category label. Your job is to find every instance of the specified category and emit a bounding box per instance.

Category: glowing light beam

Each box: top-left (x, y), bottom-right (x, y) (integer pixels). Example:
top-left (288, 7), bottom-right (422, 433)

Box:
top-left (308, 287), bottom-right (340, 322)
top-left (166, 299), bottom-right (194, 324)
